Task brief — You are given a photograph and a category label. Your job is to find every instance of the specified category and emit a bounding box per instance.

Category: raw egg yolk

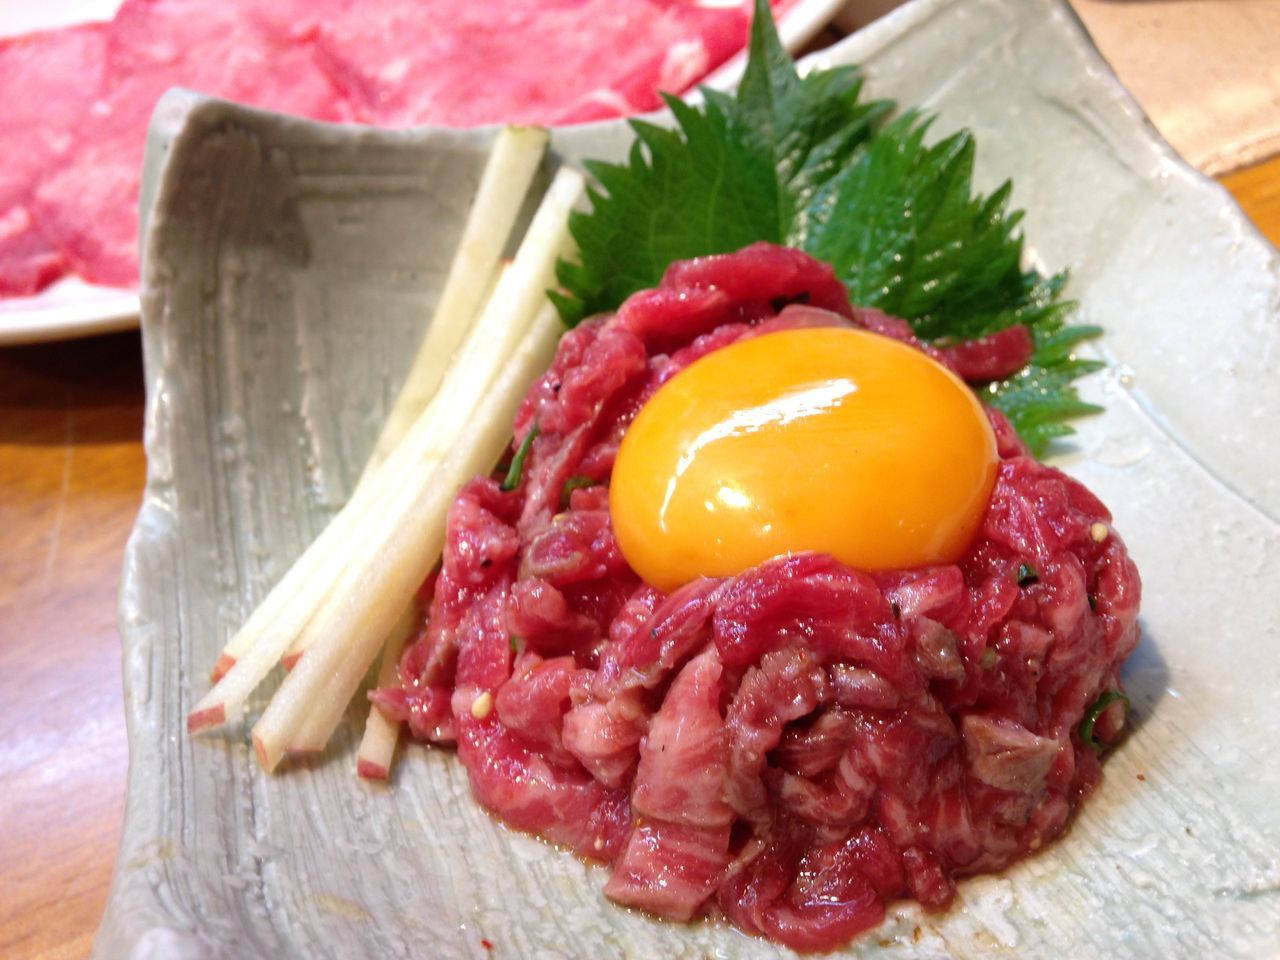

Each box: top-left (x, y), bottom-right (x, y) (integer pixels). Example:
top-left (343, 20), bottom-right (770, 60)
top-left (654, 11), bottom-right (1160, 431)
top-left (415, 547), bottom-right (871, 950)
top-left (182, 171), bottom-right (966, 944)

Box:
top-left (609, 327), bottom-right (998, 592)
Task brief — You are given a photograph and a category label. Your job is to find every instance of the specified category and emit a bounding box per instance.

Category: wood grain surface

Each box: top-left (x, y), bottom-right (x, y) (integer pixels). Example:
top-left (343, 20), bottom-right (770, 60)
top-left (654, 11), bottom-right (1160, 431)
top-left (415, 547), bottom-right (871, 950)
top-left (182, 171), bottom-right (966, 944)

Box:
top-left (0, 153), bottom-right (1275, 959)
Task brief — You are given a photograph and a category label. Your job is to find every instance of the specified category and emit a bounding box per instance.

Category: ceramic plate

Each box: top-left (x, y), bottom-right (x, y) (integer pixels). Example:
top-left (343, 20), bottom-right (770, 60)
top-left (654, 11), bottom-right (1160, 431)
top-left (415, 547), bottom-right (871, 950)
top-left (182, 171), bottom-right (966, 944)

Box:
top-left (100, 0), bottom-right (1280, 956)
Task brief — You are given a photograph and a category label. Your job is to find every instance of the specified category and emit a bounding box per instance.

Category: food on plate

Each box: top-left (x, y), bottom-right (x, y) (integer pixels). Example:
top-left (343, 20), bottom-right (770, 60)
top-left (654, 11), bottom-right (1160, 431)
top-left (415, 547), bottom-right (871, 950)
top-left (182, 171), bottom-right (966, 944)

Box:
top-left (190, 3), bottom-right (1141, 951)
top-left (372, 242), bottom-right (1141, 951)
top-left (0, 0), bottom-right (794, 296)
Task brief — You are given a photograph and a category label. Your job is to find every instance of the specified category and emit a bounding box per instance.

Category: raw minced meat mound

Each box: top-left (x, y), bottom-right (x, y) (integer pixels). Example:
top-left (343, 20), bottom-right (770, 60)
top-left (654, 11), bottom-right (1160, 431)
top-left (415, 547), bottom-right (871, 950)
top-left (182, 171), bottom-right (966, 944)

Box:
top-left (374, 243), bottom-right (1141, 953)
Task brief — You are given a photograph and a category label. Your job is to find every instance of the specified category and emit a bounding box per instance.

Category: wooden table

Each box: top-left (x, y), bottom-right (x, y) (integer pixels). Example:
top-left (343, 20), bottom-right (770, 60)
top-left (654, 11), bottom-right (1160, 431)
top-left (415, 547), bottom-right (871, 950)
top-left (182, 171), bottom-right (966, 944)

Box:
top-left (1, 156), bottom-right (1276, 959)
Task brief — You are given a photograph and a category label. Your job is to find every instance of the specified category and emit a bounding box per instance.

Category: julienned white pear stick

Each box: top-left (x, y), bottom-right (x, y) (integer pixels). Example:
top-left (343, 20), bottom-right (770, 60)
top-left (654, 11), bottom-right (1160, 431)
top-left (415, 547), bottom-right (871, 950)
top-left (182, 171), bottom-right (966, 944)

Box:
top-left (363, 125), bottom-right (549, 478)
top-left (276, 279), bottom-right (572, 755)
top-left (188, 168), bottom-right (583, 735)
top-left (353, 603), bottom-right (420, 780)
top-left (283, 263), bottom-right (516, 666)
top-left (252, 303), bottom-right (566, 771)
top-left (343, 260), bottom-right (511, 777)
top-left (209, 126), bottom-right (549, 681)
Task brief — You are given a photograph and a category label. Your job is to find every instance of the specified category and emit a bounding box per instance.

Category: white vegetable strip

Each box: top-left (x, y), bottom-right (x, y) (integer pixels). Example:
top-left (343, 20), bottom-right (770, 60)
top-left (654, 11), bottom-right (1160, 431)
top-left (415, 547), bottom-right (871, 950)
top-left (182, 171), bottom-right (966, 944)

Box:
top-left (210, 127), bottom-right (548, 680)
top-left (253, 303), bottom-right (566, 770)
top-left (364, 125), bottom-right (549, 477)
top-left (354, 603), bottom-right (419, 780)
top-left (282, 261), bottom-right (517, 669)
top-left (345, 262), bottom-right (510, 777)
top-left (188, 168), bottom-right (583, 735)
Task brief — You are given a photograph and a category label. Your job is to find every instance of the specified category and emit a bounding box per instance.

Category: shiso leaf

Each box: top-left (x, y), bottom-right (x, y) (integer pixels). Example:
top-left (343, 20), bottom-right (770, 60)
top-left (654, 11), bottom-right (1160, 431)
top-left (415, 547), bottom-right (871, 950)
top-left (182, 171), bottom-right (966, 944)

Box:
top-left (554, 0), bottom-right (1102, 451)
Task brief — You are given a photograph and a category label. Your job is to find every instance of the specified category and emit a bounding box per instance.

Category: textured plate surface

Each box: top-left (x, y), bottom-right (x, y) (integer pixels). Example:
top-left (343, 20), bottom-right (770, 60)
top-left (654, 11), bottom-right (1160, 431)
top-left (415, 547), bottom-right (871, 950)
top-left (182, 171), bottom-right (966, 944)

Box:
top-left (101, 0), bottom-right (1280, 957)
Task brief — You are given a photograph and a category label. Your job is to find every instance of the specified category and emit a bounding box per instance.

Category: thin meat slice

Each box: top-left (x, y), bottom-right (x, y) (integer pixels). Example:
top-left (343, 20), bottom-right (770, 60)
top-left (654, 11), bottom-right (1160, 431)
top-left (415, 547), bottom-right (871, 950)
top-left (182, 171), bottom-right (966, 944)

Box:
top-left (459, 719), bottom-right (632, 862)
top-left (961, 714), bottom-right (1060, 794)
top-left (604, 819), bottom-right (732, 921)
top-left (313, 0), bottom-right (781, 127)
top-left (561, 697), bottom-right (644, 789)
top-left (506, 579), bottom-right (600, 656)
top-left (854, 308), bottom-right (1034, 385)
top-left (0, 25), bottom-right (109, 295)
top-left (713, 553), bottom-right (887, 668)
top-left (632, 649), bottom-right (732, 828)
top-left (724, 646), bottom-right (828, 826)
top-left (495, 653), bottom-right (578, 767)
top-left (722, 826), bottom-right (889, 951)
top-left (369, 683), bottom-right (455, 744)
top-left (0, 209), bottom-right (66, 298)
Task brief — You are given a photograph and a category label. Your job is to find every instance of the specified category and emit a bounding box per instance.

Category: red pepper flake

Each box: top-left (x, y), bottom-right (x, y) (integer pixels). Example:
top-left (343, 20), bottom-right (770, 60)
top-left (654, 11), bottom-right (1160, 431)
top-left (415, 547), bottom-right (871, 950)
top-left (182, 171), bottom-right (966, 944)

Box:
top-left (481, 939), bottom-right (494, 951)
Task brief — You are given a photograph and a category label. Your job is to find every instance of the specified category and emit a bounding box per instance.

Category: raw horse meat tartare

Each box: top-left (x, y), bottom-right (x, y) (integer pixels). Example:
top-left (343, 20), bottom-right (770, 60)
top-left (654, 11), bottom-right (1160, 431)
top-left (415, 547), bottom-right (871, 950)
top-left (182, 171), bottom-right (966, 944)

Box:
top-left (374, 244), bottom-right (1141, 952)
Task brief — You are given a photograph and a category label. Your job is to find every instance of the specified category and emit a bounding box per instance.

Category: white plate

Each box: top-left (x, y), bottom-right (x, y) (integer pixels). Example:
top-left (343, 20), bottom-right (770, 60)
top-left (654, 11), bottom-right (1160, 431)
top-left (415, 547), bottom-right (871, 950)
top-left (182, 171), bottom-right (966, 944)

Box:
top-left (99, 0), bottom-right (1280, 957)
top-left (0, 0), bottom-right (842, 346)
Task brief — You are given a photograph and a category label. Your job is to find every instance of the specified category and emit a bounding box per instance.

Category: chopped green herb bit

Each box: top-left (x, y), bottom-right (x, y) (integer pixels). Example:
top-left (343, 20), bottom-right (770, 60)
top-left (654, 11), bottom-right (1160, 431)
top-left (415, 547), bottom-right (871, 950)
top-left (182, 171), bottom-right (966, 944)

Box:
top-left (553, 0), bottom-right (1101, 453)
top-left (980, 649), bottom-right (999, 670)
top-left (1079, 689), bottom-right (1130, 753)
top-left (509, 635), bottom-right (526, 654)
top-left (501, 423), bottom-right (539, 492)
top-left (1017, 563), bottom-right (1039, 587)
top-left (560, 474), bottom-right (597, 510)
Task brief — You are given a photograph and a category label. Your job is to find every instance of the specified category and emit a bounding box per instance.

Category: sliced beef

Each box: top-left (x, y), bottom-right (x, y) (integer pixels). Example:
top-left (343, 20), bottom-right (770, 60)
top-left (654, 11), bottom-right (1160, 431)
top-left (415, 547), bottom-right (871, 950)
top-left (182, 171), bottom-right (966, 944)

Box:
top-left (7, 0), bottom-right (792, 295)
top-left (0, 24), bottom-right (108, 295)
top-left (312, 0), bottom-right (786, 128)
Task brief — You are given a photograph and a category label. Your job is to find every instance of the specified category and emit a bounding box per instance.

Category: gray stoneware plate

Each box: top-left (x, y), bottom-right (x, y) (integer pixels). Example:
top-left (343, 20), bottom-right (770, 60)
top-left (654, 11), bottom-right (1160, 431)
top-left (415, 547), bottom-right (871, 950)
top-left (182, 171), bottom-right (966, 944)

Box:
top-left (100, 0), bottom-right (1280, 957)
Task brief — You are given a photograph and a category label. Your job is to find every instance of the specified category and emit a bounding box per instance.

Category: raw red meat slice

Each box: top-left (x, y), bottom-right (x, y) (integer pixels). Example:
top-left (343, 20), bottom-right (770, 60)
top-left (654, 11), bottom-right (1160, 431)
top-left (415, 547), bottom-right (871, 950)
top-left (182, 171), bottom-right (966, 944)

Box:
top-left (632, 648), bottom-right (732, 828)
top-left (604, 818), bottom-right (732, 921)
top-left (0, 209), bottom-right (66, 298)
top-left (494, 653), bottom-right (578, 767)
top-left (313, 0), bottom-right (787, 128)
top-left (0, 24), bottom-right (109, 294)
top-left (856, 307), bottom-right (1035, 384)
top-left (32, 0), bottom-right (352, 289)
top-left (388, 244), bottom-right (1143, 952)
top-left (561, 697), bottom-right (643, 789)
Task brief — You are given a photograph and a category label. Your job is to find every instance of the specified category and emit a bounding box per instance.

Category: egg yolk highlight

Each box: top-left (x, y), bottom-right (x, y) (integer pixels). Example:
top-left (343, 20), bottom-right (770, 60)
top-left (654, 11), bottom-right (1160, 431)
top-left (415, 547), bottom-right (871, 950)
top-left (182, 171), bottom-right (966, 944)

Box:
top-left (609, 327), bottom-right (998, 592)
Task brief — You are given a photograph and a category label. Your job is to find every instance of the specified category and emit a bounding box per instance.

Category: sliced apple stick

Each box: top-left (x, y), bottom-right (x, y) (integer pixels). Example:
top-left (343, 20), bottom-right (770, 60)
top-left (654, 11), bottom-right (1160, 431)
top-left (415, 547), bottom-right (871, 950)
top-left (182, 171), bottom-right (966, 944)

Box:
top-left (253, 302), bottom-right (566, 770)
top-left (279, 261), bottom-right (515, 672)
top-left (187, 168), bottom-right (583, 737)
top-left (209, 127), bottom-right (548, 683)
top-left (347, 251), bottom-right (514, 780)
top-left (353, 604), bottom-right (419, 780)
top-left (363, 125), bottom-right (549, 478)
top-left (279, 258), bottom-right (573, 754)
